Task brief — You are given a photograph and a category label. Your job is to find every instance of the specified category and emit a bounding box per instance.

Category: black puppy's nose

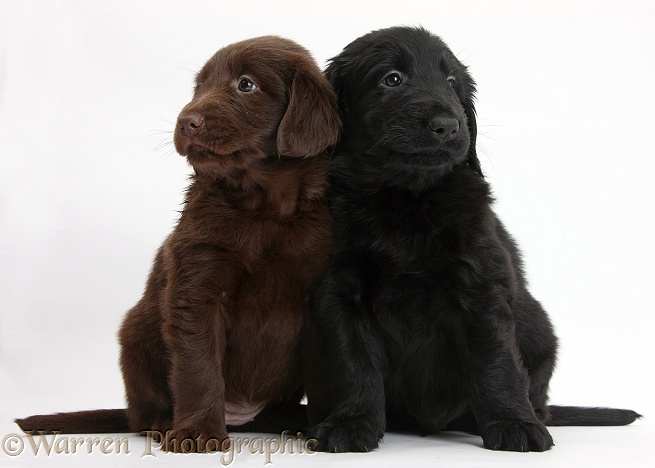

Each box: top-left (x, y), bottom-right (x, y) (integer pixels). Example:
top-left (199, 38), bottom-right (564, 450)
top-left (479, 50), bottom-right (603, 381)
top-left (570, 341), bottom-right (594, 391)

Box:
top-left (178, 113), bottom-right (204, 137)
top-left (429, 116), bottom-right (459, 141)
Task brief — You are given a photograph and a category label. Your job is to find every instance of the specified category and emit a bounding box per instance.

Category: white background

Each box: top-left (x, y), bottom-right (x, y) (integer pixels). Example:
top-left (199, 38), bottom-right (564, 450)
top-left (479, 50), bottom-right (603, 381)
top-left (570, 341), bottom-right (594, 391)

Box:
top-left (1, 0), bottom-right (654, 466)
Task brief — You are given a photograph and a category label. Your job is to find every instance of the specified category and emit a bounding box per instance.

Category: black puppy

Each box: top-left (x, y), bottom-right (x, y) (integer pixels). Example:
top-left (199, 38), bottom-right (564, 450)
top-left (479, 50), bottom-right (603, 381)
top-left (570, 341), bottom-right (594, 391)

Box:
top-left (309, 26), bottom-right (639, 453)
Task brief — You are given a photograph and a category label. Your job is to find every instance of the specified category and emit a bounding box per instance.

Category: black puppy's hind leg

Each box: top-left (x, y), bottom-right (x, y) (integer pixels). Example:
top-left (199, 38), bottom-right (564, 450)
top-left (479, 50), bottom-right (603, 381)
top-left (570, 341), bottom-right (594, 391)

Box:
top-left (456, 295), bottom-right (554, 452)
top-left (512, 289), bottom-right (558, 422)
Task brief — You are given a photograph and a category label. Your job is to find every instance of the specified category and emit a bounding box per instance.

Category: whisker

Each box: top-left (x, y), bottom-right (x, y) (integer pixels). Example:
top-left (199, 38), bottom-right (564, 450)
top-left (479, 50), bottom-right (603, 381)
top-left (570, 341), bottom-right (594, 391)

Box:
top-left (156, 115), bottom-right (178, 124)
top-left (477, 132), bottom-right (497, 141)
top-left (150, 135), bottom-right (175, 157)
top-left (370, 133), bottom-right (407, 151)
top-left (174, 62), bottom-right (202, 74)
top-left (168, 101), bottom-right (183, 112)
top-left (476, 143), bottom-right (493, 166)
top-left (147, 129), bottom-right (174, 138)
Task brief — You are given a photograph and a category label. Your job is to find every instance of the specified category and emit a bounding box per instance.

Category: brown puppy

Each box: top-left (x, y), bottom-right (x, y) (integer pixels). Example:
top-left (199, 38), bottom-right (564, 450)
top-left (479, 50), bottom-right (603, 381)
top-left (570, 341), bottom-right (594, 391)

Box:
top-left (15, 36), bottom-right (340, 452)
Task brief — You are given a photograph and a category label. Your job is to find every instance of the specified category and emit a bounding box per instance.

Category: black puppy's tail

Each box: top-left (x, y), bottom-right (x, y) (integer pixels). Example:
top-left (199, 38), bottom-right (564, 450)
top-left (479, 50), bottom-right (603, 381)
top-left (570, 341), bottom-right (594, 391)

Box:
top-left (546, 406), bottom-right (641, 426)
top-left (444, 405), bottom-right (640, 434)
top-left (15, 409), bottom-right (130, 434)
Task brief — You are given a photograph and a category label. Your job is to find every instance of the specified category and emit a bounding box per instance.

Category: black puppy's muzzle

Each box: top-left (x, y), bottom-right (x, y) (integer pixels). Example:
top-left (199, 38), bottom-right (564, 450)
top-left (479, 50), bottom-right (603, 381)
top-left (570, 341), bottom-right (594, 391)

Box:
top-left (428, 116), bottom-right (460, 143)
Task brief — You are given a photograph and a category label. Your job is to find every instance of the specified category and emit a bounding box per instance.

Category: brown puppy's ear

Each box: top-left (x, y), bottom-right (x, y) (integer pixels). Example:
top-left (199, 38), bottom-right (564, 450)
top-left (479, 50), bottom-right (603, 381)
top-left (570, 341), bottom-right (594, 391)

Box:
top-left (277, 70), bottom-right (341, 157)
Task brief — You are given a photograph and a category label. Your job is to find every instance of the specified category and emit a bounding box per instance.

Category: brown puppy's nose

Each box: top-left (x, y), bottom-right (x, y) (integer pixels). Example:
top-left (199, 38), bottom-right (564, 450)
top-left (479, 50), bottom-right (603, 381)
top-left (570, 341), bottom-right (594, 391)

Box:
top-left (429, 116), bottom-right (459, 142)
top-left (178, 113), bottom-right (204, 137)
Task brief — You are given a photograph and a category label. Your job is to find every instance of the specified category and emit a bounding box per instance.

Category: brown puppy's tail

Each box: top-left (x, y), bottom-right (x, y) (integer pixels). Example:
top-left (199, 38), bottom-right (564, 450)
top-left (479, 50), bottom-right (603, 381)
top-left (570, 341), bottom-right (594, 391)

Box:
top-left (15, 409), bottom-right (130, 434)
top-left (15, 402), bottom-right (309, 436)
top-left (546, 406), bottom-right (641, 426)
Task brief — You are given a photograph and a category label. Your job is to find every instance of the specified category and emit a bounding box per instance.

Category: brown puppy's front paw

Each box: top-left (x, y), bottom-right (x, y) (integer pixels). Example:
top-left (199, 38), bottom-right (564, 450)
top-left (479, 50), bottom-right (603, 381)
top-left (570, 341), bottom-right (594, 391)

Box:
top-left (481, 418), bottom-right (553, 452)
top-left (146, 418), bottom-right (173, 443)
top-left (161, 428), bottom-right (231, 453)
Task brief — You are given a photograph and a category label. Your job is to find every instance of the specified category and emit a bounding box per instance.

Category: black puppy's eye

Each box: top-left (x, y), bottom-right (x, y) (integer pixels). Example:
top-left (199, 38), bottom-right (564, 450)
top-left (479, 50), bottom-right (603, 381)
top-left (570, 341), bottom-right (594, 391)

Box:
top-left (447, 76), bottom-right (457, 87)
top-left (237, 77), bottom-right (257, 93)
top-left (383, 72), bottom-right (402, 87)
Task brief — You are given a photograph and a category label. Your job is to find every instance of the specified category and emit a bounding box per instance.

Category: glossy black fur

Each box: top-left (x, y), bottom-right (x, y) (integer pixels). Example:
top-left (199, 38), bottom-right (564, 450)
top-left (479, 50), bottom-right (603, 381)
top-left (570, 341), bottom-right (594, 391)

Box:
top-left (308, 26), bottom-right (639, 453)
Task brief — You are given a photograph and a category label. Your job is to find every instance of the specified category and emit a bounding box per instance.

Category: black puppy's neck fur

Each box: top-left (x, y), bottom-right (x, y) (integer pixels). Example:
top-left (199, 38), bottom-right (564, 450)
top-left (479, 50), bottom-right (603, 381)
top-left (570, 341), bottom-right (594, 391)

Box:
top-left (330, 149), bottom-right (472, 196)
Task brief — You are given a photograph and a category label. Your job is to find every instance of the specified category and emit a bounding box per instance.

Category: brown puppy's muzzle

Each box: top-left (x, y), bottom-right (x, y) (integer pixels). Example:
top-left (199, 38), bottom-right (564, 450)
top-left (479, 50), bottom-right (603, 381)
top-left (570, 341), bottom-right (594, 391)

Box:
top-left (174, 113), bottom-right (205, 156)
top-left (178, 113), bottom-right (204, 138)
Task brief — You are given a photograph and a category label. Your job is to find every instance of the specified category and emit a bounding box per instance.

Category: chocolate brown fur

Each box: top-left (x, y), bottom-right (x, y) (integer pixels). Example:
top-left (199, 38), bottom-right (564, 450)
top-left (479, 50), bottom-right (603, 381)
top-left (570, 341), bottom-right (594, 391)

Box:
top-left (16, 36), bottom-right (340, 452)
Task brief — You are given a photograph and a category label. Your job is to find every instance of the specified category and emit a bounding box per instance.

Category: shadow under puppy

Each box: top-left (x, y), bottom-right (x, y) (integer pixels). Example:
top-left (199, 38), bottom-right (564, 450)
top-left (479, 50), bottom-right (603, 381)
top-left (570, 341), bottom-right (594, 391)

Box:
top-left (307, 26), bottom-right (639, 453)
top-left (16, 35), bottom-right (340, 452)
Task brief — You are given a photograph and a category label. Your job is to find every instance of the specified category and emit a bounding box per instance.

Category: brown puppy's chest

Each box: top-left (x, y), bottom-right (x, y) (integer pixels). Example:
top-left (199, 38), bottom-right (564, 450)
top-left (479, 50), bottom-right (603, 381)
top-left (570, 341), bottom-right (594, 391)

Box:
top-left (163, 182), bottom-right (331, 412)
top-left (222, 258), bottom-right (308, 404)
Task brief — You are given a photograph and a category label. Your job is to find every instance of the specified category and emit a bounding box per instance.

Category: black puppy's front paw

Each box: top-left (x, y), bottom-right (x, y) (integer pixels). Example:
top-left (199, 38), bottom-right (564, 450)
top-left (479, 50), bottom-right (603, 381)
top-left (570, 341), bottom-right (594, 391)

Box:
top-left (481, 417), bottom-right (553, 452)
top-left (312, 415), bottom-right (384, 453)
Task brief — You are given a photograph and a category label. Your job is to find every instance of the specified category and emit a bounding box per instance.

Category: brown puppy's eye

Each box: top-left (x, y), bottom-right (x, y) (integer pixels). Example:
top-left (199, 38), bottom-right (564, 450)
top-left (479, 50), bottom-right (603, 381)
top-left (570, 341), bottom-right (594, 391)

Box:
top-left (238, 77), bottom-right (257, 93)
top-left (383, 72), bottom-right (402, 87)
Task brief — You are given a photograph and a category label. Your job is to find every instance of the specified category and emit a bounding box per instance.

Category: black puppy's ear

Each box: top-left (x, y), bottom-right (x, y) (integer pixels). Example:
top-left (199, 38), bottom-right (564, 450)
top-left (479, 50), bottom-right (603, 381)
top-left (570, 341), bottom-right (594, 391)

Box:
top-left (463, 79), bottom-right (483, 178)
top-left (324, 60), bottom-right (344, 107)
top-left (324, 57), bottom-right (351, 124)
top-left (277, 69), bottom-right (341, 157)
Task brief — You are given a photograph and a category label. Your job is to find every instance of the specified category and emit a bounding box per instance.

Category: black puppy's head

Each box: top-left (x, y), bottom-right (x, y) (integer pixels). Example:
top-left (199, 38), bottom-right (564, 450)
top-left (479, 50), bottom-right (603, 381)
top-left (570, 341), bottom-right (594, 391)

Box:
top-left (326, 26), bottom-right (482, 184)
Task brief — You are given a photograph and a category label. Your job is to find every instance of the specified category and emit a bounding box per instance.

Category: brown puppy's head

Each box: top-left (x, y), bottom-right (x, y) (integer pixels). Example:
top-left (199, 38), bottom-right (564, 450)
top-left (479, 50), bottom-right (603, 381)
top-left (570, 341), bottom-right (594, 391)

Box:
top-left (325, 27), bottom-right (482, 189)
top-left (174, 36), bottom-right (340, 180)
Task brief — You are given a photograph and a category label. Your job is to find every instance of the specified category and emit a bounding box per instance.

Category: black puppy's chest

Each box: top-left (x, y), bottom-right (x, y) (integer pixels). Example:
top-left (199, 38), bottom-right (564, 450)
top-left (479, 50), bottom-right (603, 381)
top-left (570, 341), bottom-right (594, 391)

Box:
top-left (373, 267), bottom-right (472, 427)
top-left (340, 175), bottom-right (494, 423)
top-left (354, 183), bottom-right (481, 270)
top-left (351, 175), bottom-right (496, 327)
top-left (376, 188), bottom-right (446, 238)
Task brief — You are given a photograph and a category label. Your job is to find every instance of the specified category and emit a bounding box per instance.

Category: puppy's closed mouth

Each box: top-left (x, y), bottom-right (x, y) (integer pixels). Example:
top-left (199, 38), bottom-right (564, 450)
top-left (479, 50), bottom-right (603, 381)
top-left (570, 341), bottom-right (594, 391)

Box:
top-left (174, 130), bottom-right (228, 158)
top-left (387, 151), bottom-right (466, 171)
top-left (184, 143), bottom-right (225, 158)
top-left (181, 142), bottom-right (240, 164)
